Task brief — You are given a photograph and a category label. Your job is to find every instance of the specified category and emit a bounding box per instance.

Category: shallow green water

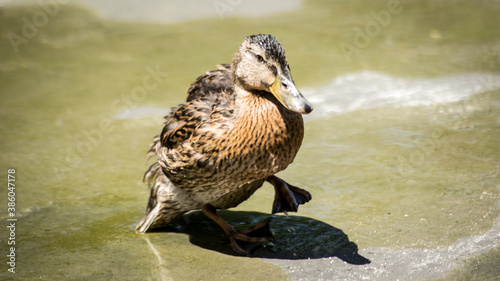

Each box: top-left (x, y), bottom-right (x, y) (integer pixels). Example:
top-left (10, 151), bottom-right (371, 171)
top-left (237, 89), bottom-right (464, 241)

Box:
top-left (0, 1), bottom-right (499, 280)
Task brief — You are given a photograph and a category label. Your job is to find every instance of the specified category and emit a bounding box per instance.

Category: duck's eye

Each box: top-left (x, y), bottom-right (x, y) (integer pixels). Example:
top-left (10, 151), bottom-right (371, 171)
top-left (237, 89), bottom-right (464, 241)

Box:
top-left (256, 54), bottom-right (264, 62)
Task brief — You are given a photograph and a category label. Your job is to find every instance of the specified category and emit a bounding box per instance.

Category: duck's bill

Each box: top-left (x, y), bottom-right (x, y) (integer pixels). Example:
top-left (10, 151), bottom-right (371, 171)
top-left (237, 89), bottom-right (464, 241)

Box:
top-left (270, 73), bottom-right (313, 114)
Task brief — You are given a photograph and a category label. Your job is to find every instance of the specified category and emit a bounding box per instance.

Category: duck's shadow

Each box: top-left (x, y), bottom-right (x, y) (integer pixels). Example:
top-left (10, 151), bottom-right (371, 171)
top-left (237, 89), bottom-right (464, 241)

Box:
top-left (158, 210), bottom-right (370, 264)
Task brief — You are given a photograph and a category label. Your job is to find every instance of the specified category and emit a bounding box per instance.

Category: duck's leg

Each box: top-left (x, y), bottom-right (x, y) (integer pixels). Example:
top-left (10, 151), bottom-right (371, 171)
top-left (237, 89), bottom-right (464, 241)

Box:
top-left (201, 204), bottom-right (273, 254)
top-left (266, 175), bottom-right (312, 214)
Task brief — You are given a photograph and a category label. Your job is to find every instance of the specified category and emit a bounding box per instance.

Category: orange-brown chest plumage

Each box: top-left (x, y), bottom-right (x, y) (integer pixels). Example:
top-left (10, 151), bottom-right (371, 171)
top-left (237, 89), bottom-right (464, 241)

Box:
top-left (156, 88), bottom-right (304, 207)
top-left (223, 93), bottom-right (304, 179)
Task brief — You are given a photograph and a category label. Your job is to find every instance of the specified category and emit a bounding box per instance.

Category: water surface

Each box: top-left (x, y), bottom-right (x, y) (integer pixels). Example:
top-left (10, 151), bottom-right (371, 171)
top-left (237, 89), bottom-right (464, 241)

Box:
top-left (0, 1), bottom-right (499, 280)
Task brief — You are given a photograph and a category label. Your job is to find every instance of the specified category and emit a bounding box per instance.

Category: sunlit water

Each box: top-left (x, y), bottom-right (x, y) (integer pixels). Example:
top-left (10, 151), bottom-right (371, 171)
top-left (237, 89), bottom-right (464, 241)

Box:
top-left (1, 1), bottom-right (499, 280)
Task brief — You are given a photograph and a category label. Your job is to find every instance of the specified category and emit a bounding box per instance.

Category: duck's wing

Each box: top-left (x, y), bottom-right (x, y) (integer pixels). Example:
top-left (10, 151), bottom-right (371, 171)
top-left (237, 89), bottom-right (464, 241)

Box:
top-left (143, 65), bottom-right (233, 187)
top-left (161, 64), bottom-right (233, 149)
top-left (186, 64), bottom-right (232, 102)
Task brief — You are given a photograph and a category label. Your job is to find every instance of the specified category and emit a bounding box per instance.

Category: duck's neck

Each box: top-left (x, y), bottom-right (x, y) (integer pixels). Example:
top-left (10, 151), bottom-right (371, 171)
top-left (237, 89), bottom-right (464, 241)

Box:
top-left (232, 84), bottom-right (304, 138)
top-left (233, 85), bottom-right (276, 119)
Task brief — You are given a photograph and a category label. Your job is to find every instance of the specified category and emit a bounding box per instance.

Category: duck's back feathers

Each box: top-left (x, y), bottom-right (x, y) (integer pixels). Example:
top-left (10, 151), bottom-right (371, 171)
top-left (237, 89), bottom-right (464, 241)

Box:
top-left (143, 65), bottom-right (234, 188)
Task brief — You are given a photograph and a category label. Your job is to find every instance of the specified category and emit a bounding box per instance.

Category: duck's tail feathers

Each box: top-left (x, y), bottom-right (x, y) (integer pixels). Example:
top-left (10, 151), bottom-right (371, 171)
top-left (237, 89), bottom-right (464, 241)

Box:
top-left (136, 180), bottom-right (188, 233)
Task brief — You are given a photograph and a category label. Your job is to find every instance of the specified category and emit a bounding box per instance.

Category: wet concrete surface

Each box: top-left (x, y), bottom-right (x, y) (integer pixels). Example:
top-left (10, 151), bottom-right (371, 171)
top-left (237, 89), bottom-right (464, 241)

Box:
top-left (1, 1), bottom-right (500, 280)
top-left (267, 214), bottom-right (500, 280)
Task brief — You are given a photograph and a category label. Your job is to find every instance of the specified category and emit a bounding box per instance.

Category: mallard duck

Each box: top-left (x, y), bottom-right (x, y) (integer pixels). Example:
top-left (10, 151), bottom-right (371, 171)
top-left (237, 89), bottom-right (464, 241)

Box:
top-left (136, 34), bottom-right (313, 254)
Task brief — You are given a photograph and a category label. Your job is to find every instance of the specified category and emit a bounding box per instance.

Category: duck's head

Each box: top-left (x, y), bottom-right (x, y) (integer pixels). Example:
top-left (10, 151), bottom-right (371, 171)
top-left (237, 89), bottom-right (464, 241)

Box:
top-left (232, 34), bottom-right (313, 114)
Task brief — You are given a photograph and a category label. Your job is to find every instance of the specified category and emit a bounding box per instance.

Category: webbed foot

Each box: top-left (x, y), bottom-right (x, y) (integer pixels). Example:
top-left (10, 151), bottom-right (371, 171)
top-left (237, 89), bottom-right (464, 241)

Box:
top-left (201, 204), bottom-right (274, 254)
top-left (267, 175), bottom-right (312, 214)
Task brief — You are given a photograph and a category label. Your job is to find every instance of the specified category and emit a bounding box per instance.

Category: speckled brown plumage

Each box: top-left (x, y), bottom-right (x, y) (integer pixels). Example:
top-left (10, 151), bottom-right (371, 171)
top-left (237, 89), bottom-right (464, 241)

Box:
top-left (137, 34), bottom-right (313, 254)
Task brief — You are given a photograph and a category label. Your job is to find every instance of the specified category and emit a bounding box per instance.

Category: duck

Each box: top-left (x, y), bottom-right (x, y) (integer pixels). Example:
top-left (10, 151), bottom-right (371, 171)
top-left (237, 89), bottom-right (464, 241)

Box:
top-left (136, 34), bottom-right (313, 254)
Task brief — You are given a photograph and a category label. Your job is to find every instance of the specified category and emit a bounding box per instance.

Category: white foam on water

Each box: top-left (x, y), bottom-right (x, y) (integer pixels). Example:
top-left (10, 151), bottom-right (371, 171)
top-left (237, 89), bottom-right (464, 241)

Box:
top-left (9, 0), bottom-right (302, 24)
top-left (304, 72), bottom-right (500, 120)
top-left (115, 72), bottom-right (500, 120)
